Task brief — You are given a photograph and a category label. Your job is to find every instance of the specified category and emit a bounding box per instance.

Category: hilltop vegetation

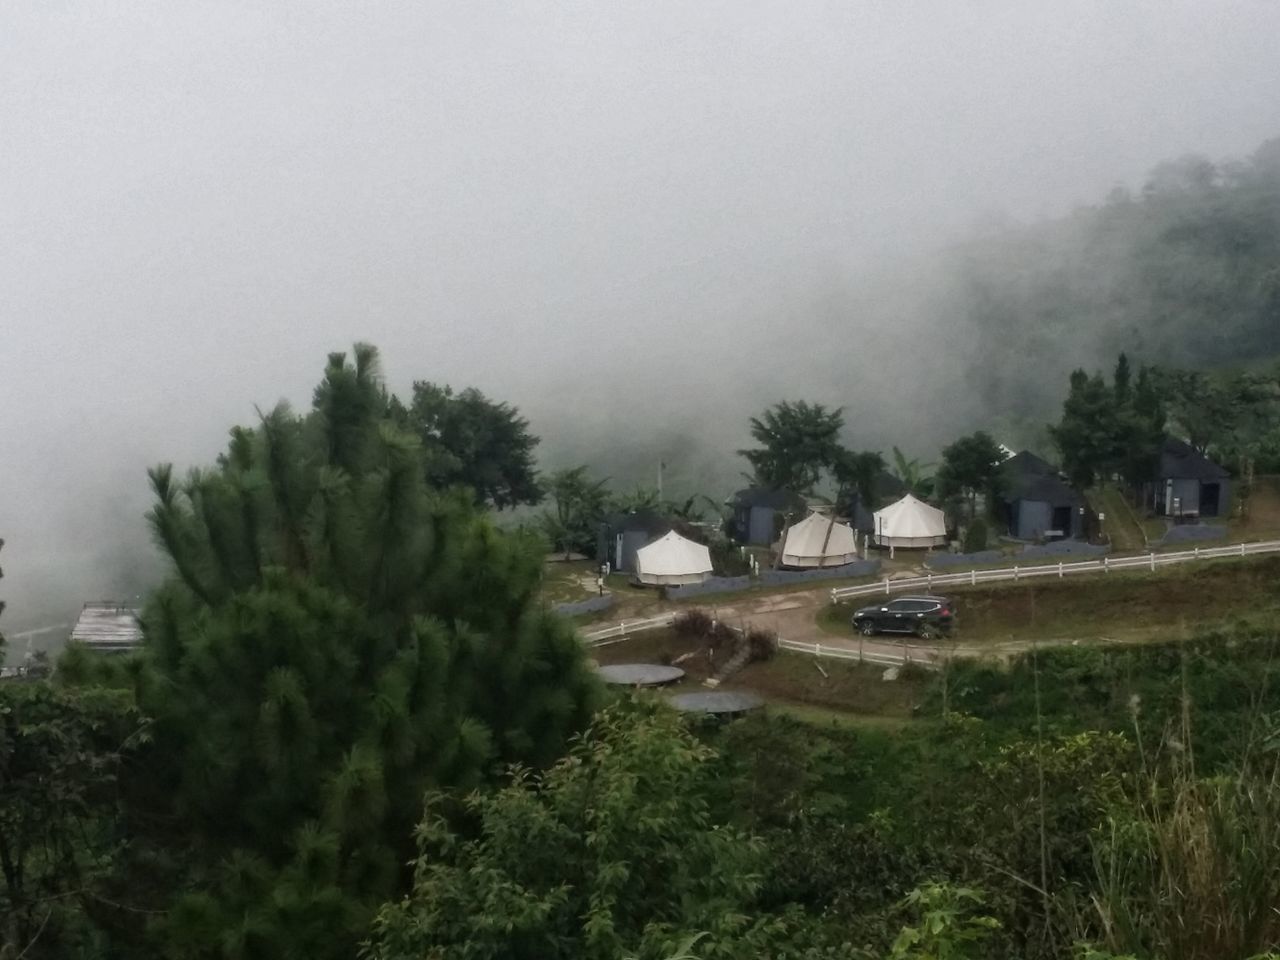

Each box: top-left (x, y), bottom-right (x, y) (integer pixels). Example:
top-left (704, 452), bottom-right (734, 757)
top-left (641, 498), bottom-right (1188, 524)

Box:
top-left (951, 140), bottom-right (1280, 429)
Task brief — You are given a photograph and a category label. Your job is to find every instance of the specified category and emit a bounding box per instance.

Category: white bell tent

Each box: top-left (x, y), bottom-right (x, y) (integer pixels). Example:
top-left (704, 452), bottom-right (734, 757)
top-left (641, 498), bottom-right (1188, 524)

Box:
top-left (779, 511), bottom-right (860, 568)
top-left (873, 494), bottom-right (948, 553)
top-left (633, 530), bottom-right (714, 586)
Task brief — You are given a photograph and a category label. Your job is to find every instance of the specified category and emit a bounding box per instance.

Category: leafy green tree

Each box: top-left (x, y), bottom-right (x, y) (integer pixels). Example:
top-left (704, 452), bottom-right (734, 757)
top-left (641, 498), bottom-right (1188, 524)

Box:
top-left (936, 432), bottom-right (1005, 521)
top-left (1050, 370), bottom-right (1119, 489)
top-left (891, 447), bottom-right (936, 498)
top-left (1117, 365), bottom-right (1167, 489)
top-left (0, 682), bottom-right (140, 959)
top-left (367, 704), bottom-right (772, 960)
top-left (117, 345), bottom-right (600, 959)
top-left (0, 537), bottom-right (5, 661)
top-left (738, 401), bottom-right (844, 493)
top-left (539, 466), bottom-right (611, 558)
top-left (401, 381), bottom-right (542, 509)
top-left (1153, 368), bottom-right (1242, 455)
top-left (832, 449), bottom-right (888, 516)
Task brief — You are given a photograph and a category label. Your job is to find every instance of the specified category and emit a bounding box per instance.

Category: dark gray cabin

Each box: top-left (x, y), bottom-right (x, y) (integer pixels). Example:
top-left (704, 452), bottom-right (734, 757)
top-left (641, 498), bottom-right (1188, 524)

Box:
top-left (1145, 438), bottom-right (1231, 519)
top-left (1001, 450), bottom-right (1085, 540)
top-left (596, 509), bottom-right (670, 573)
top-left (727, 488), bottom-right (805, 546)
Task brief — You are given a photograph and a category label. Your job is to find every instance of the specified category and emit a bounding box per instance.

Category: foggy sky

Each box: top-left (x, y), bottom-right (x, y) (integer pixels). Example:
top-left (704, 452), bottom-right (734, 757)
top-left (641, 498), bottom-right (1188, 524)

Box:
top-left (4, 1), bottom-right (1280, 632)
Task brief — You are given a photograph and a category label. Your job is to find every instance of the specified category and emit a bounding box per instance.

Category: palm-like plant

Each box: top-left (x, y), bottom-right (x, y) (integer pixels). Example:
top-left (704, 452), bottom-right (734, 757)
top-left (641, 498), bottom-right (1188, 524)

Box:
top-left (892, 446), bottom-right (937, 498)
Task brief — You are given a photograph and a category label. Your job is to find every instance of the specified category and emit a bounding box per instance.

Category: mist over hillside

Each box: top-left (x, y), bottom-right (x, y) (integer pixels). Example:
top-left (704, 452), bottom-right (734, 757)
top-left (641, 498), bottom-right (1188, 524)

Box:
top-left (4, 3), bottom-right (1280, 636)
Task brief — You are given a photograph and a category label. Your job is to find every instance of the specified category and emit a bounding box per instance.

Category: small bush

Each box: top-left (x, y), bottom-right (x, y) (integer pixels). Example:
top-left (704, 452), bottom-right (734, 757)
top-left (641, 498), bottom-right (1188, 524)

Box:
top-left (709, 621), bottom-right (737, 648)
top-left (745, 626), bottom-right (779, 663)
top-left (963, 518), bottom-right (988, 553)
top-left (673, 609), bottom-right (714, 640)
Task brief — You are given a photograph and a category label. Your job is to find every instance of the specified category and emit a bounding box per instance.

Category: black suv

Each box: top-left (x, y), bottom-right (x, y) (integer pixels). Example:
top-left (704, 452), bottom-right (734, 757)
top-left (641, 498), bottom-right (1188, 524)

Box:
top-left (850, 595), bottom-right (954, 638)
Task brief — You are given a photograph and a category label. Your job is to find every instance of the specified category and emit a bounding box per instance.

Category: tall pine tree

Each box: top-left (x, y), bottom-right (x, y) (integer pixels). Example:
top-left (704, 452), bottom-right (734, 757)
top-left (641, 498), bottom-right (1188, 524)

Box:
top-left (124, 346), bottom-right (600, 959)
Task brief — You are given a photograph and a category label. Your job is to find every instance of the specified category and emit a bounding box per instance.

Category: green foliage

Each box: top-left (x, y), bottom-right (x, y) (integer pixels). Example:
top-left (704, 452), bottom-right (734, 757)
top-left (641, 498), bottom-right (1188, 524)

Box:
top-left (889, 883), bottom-right (1000, 960)
top-left (1156, 364), bottom-right (1280, 471)
top-left (833, 449), bottom-right (889, 515)
top-left (107, 345), bottom-right (601, 959)
top-left (0, 536), bottom-right (5, 660)
top-left (400, 381), bottom-right (543, 509)
top-left (936, 432), bottom-right (1005, 520)
top-left (892, 447), bottom-right (936, 498)
top-left (539, 465), bottom-right (611, 558)
top-left (961, 518), bottom-right (987, 553)
top-left (960, 141), bottom-right (1280, 420)
top-left (739, 401), bottom-right (844, 494)
top-left (0, 682), bottom-right (141, 959)
top-left (1092, 760), bottom-right (1280, 960)
top-left (1051, 356), bottom-right (1166, 491)
top-left (366, 704), bottom-right (772, 960)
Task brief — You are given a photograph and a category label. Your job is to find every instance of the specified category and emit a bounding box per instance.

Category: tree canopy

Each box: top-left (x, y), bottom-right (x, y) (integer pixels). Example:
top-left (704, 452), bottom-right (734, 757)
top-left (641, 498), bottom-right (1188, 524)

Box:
top-left (936, 432), bottom-right (1005, 520)
top-left (112, 345), bottom-right (600, 959)
top-left (368, 704), bottom-right (773, 960)
top-left (538, 466), bottom-right (612, 559)
top-left (1050, 355), bottom-right (1166, 491)
top-left (738, 401), bottom-right (844, 493)
top-left (398, 381), bottom-right (542, 509)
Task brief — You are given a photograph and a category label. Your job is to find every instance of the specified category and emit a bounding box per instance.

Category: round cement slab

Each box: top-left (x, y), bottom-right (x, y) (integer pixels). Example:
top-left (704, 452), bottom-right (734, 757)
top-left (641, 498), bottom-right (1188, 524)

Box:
top-left (666, 690), bottom-right (765, 714)
top-left (596, 663), bottom-right (686, 686)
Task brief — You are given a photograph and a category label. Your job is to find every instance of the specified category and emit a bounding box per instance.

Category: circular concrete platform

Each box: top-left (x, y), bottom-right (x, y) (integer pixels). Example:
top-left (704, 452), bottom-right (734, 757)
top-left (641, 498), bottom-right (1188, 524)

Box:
top-left (596, 663), bottom-right (686, 686)
top-left (666, 690), bottom-right (765, 715)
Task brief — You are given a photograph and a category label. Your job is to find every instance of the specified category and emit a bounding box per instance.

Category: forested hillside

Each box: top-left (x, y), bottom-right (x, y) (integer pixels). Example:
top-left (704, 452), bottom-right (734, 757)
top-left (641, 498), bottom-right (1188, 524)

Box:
top-left (946, 139), bottom-right (1280, 422)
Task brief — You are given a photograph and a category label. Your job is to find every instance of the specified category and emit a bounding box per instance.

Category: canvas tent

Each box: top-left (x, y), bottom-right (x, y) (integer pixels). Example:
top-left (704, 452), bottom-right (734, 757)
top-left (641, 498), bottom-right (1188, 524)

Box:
top-left (779, 511), bottom-right (860, 567)
top-left (633, 530), bottom-right (713, 586)
top-left (873, 494), bottom-right (948, 551)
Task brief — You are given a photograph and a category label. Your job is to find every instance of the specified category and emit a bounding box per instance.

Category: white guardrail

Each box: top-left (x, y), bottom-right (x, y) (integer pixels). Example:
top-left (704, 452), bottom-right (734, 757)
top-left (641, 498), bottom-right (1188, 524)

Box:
top-left (581, 539), bottom-right (1280, 670)
top-left (582, 613), bottom-right (677, 647)
top-left (777, 637), bottom-right (923, 668)
top-left (829, 539), bottom-right (1280, 603)
top-left (582, 612), bottom-right (925, 668)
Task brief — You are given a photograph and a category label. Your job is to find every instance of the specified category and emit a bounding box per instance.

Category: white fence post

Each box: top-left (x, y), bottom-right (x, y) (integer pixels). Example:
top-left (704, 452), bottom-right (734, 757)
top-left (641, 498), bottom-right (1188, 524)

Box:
top-left (1241, 542), bottom-right (1247, 557)
top-left (1058, 562), bottom-right (1063, 578)
top-left (1103, 556), bottom-right (1109, 573)
top-left (1014, 565), bottom-right (1019, 581)
top-left (971, 569), bottom-right (977, 586)
top-left (619, 621), bottom-right (626, 637)
top-left (885, 578), bottom-right (890, 595)
top-left (927, 574), bottom-right (933, 591)
top-left (1149, 552), bottom-right (1155, 572)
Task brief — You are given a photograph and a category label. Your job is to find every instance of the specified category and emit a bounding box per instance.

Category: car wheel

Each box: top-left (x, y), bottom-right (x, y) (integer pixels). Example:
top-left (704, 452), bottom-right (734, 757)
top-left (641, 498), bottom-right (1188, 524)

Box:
top-left (858, 620), bottom-right (876, 637)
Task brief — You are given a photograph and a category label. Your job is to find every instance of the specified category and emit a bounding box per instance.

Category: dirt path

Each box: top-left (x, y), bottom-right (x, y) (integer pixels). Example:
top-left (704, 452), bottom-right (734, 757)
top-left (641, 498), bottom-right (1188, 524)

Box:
top-left (703, 588), bottom-right (941, 664)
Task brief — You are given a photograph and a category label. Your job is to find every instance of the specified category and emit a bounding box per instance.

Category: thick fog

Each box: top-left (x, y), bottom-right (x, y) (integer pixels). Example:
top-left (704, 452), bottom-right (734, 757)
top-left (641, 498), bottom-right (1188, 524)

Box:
top-left (4, 1), bottom-right (1280, 635)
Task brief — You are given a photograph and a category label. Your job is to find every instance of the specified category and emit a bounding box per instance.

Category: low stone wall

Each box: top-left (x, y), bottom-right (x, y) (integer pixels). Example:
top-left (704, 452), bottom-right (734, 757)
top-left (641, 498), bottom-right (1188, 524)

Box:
top-left (927, 540), bottom-right (1108, 569)
top-left (927, 549), bottom-right (1004, 568)
top-left (1018, 540), bottom-right (1110, 560)
top-left (760, 558), bottom-right (881, 586)
top-left (552, 594), bottom-right (614, 617)
top-left (665, 575), bottom-right (753, 600)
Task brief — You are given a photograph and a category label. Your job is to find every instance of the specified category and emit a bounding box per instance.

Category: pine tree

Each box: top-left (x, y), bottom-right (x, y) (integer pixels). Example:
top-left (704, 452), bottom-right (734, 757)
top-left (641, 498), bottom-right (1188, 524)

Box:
top-left (120, 346), bottom-right (600, 959)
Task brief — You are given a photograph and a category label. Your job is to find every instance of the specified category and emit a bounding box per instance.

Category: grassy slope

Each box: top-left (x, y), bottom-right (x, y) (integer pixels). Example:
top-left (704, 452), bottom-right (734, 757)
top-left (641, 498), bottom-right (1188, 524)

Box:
top-left (817, 554), bottom-right (1280, 645)
top-left (589, 628), bottom-right (928, 724)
